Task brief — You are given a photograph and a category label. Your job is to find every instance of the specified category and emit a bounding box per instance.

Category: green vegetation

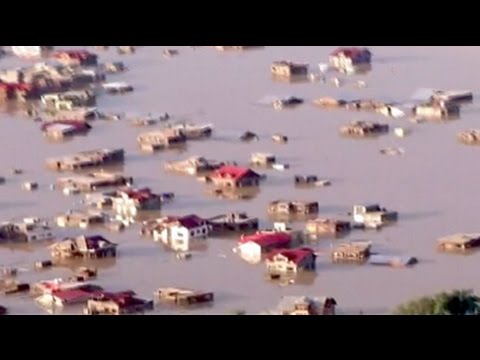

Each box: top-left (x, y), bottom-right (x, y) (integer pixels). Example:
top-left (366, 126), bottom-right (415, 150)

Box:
top-left (395, 290), bottom-right (480, 315)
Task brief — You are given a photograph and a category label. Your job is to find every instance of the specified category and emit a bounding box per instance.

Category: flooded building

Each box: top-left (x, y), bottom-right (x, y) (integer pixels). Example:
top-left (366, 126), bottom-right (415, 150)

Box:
top-left (332, 241), bottom-right (372, 262)
top-left (368, 255), bottom-right (418, 268)
top-left (313, 97), bottom-right (348, 108)
top-left (152, 215), bottom-right (210, 252)
top-left (413, 101), bottom-right (460, 119)
top-left (112, 187), bottom-right (163, 217)
top-left (271, 61), bottom-right (308, 78)
top-left (268, 200), bottom-right (319, 216)
top-left (156, 288), bottom-right (214, 306)
top-left (41, 121), bottom-right (91, 139)
top-left (55, 210), bottom-right (107, 229)
top-left (168, 123), bottom-right (213, 140)
top-left (339, 121), bottom-right (389, 137)
top-left (305, 218), bottom-right (351, 236)
top-left (35, 285), bottom-right (104, 310)
top-left (137, 129), bottom-right (187, 152)
top-left (237, 232), bottom-right (293, 264)
top-left (458, 130), bottom-right (480, 145)
top-left (11, 46), bottom-right (54, 58)
top-left (329, 47), bottom-right (372, 71)
top-left (352, 204), bottom-right (398, 226)
top-left (430, 90), bottom-right (473, 104)
top-left (46, 148), bottom-right (125, 171)
top-left (250, 153), bottom-right (277, 167)
top-left (209, 166), bottom-right (262, 189)
top-left (0, 220), bottom-right (55, 243)
top-left (438, 233), bottom-right (480, 252)
top-left (56, 172), bottom-right (133, 192)
top-left (31, 278), bottom-right (101, 295)
top-left (84, 291), bottom-right (154, 315)
top-left (41, 90), bottom-right (96, 110)
top-left (164, 156), bottom-right (225, 176)
top-left (208, 213), bottom-right (259, 235)
top-left (266, 248), bottom-right (316, 277)
top-left (270, 296), bottom-right (337, 315)
top-left (51, 235), bottom-right (118, 259)
top-left (52, 50), bottom-right (98, 67)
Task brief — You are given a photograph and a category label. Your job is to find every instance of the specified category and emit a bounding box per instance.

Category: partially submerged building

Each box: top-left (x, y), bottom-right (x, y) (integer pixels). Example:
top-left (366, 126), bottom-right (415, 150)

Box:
top-left (51, 235), bottom-right (118, 259)
top-left (340, 121), bottom-right (389, 137)
top-left (368, 255), bottom-right (418, 268)
top-left (52, 50), bottom-right (98, 67)
top-left (41, 90), bottom-right (96, 111)
top-left (55, 210), bottom-right (107, 229)
top-left (0, 220), bottom-right (55, 243)
top-left (152, 215), bottom-right (211, 252)
top-left (56, 172), bottom-right (133, 192)
top-left (332, 241), bottom-right (372, 262)
top-left (168, 123), bottom-right (213, 140)
top-left (268, 201), bottom-right (319, 216)
top-left (156, 288), bottom-right (214, 306)
top-left (237, 231), bottom-right (294, 264)
top-left (209, 166), bottom-right (262, 189)
top-left (458, 130), bottom-right (480, 145)
top-left (137, 129), bottom-right (187, 152)
top-left (112, 187), bottom-right (163, 217)
top-left (352, 204), bottom-right (398, 226)
top-left (35, 285), bottom-right (104, 310)
top-left (329, 47), bottom-right (372, 71)
top-left (266, 248), bottom-right (316, 278)
top-left (41, 121), bottom-right (92, 139)
top-left (438, 233), bottom-right (480, 252)
top-left (430, 90), bottom-right (473, 104)
top-left (46, 148), bottom-right (125, 171)
top-left (208, 213), bottom-right (259, 235)
top-left (305, 218), bottom-right (351, 236)
top-left (413, 101), bottom-right (460, 119)
top-left (250, 153), bottom-right (277, 167)
top-left (270, 296), bottom-right (337, 315)
top-left (271, 61), bottom-right (308, 78)
top-left (164, 156), bottom-right (225, 176)
top-left (85, 291), bottom-right (154, 315)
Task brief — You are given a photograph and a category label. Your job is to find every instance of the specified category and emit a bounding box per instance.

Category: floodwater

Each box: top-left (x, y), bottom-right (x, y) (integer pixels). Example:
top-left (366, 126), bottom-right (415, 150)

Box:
top-left (1, 46), bottom-right (480, 315)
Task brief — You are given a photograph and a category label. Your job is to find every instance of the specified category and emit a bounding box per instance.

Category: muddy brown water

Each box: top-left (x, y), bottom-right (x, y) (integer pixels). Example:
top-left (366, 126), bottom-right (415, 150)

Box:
top-left (1, 46), bottom-right (480, 315)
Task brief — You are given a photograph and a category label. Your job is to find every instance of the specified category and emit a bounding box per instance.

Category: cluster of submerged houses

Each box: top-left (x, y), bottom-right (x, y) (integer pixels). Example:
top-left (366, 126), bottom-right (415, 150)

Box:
top-left (2, 46), bottom-right (479, 315)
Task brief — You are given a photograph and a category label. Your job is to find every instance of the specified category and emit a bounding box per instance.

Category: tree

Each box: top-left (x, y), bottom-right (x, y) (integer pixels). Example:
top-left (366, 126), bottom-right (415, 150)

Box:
top-left (394, 290), bottom-right (480, 315)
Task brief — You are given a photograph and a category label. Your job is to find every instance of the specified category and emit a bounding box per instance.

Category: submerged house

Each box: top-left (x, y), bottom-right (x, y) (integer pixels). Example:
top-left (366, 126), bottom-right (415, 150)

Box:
top-left (35, 285), bottom-right (104, 309)
top-left (352, 204), bottom-right (398, 226)
top-left (152, 215), bottom-right (211, 252)
top-left (112, 187), bottom-right (162, 217)
top-left (332, 241), bottom-right (372, 262)
top-left (56, 172), bottom-right (133, 192)
top-left (208, 213), bottom-right (259, 235)
top-left (340, 121), bottom-right (389, 137)
top-left (237, 232), bottom-right (293, 263)
top-left (271, 61), bottom-right (308, 78)
top-left (55, 210), bottom-right (107, 229)
top-left (0, 220), bottom-right (55, 243)
top-left (156, 288), bottom-right (214, 306)
top-left (84, 291), bottom-right (154, 315)
top-left (137, 129), bottom-right (187, 152)
top-left (272, 296), bottom-right (337, 315)
top-left (164, 156), bottom-right (225, 176)
top-left (46, 148), bottom-right (125, 171)
top-left (51, 235), bottom-right (118, 259)
top-left (41, 121), bottom-right (91, 139)
top-left (268, 201), bottom-right (319, 216)
top-left (209, 166), bottom-right (262, 189)
top-left (329, 47), bottom-right (372, 71)
top-left (438, 233), bottom-right (480, 252)
top-left (305, 218), bottom-right (351, 236)
top-left (266, 248), bottom-right (316, 277)
top-left (413, 101), bottom-right (460, 119)
top-left (52, 50), bottom-right (98, 67)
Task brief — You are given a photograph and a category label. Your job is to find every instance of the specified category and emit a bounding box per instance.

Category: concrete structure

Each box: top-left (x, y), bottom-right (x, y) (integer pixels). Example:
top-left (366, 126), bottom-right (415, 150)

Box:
top-left (0, 220), bottom-right (55, 243)
top-left (271, 296), bottom-right (337, 315)
top-left (352, 204), bottom-right (398, 226)
top-left (237, 232), bottom-right (293, 264)
top-left (266, 248), bottom-right (316, 277)
top-left (56, 173), bottom-right (133, 192)
top-left (137, 129), bottom-right (187, 152)
top-left (329, 47), bottom-right (372, 70)
top-left (208, 213), bottom-right (259, 235)
top-left (438, 233), bottom-right (480, 252)
top-left (112, 188), bottom-right (162, 217)
top-left (340, 121), bottom-right (389, 137)
top-left (268, 201), bottom-right (319, 216)
top-left (413, 101), bottom-right (460, 119)
top-left (305, 218), bottom-right (351, 236)
top-left (164, 156), bottom-right (225, 176)
top-left (156, 288), bottom-right (214, 306)
top-left (55, 210), bottom-right (107, 229)
top-left (85, 291), bottom-right (153, 315)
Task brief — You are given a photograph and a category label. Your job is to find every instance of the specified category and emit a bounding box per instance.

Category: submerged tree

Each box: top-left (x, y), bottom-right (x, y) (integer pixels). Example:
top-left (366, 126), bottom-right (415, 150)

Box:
top-left (394, 290), bottom-right (480, 315)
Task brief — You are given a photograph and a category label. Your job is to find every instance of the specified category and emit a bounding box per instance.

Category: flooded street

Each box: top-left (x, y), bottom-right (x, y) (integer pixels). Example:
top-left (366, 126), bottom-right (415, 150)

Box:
top-left (1, 46), bottom-right (480, 314)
